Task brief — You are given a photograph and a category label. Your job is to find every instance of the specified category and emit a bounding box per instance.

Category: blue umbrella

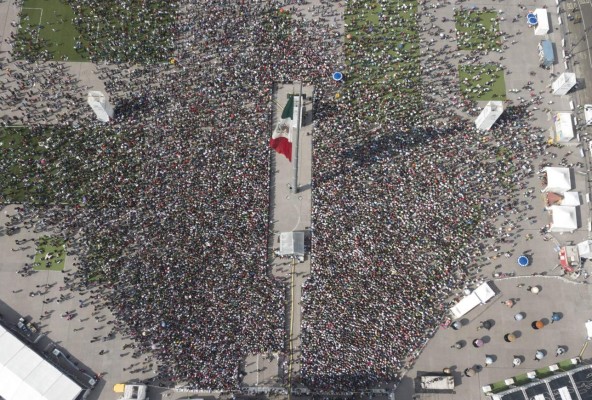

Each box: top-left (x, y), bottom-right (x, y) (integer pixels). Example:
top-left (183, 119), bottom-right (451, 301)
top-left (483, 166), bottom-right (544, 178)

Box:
top-left (518, 255), bottom-right (529, 267)
top-left (551, 312), bottom-right (562, 323)
top-left (528, 16), bottom-right (538, 25)
top-left (332, 71), bottom-right (343, 81)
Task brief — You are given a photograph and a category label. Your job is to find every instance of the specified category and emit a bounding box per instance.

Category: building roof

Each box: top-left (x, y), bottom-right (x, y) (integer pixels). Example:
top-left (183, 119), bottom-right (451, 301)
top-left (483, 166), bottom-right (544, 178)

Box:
top-left (492, 364), bottom-right (592, 400)
top-left (0, 325), bottom-right (82, 400)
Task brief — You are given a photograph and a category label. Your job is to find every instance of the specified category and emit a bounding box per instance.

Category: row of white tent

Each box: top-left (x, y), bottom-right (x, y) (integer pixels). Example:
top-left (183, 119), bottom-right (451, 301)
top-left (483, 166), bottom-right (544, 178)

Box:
top-left (542, 167), bottom-right (579, 233)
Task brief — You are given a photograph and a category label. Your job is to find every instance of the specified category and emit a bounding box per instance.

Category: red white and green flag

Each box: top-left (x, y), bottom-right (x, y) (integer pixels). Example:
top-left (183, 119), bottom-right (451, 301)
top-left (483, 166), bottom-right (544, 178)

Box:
top-left (270, 96), bottom-right (294, 161)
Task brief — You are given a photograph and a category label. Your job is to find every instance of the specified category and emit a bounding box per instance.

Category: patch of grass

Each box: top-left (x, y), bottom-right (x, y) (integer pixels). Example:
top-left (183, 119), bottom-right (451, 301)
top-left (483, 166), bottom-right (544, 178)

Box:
top-left (535, 366), bottom-right (553, 379)
top-left (490, 380), bottom-right (509, 393)
top-left (455, 9), bottom-right (502, 50)
top-left (343, 0), bottom-right (421, 121)
top-left (459, 64), bottom-right (506, 101)
top-left (63, 0), bottom-right (178, 63)
top-left (34, 236), bottom-right (66, 271)
top-left (557, 358), bottom-right (578, 370)
top-left (14, 0), bottom-right (88, 61)
top-left (0, 127), bottom-right (53, 203)
top-left (0, 126), bottom-right (100, 205)
top-left (514, 373), bottom-right (531, 385)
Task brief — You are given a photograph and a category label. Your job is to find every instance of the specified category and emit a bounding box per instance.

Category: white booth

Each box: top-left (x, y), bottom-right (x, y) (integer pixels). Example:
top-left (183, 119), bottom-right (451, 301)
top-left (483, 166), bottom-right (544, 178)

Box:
top-left (577, 240), bottom-right (592, 258)
top-left (549, 205), bottom-right (578, 233)
top-left (475, 101), bottom-right (504, 131)
top-left (541, 167), bottom-right (572, 193)
top-left (87, 91), bottom-right (114, 122)
top-left (534, 8), bottom-right (550, 35)
top-left (552, 72), bottom-right (577, 95)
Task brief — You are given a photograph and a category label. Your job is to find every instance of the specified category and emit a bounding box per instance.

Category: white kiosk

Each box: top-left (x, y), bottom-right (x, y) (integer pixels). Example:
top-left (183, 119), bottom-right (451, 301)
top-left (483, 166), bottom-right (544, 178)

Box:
top-left (474, 101), bottom-right (504, 131)
top-left (552, 72), bottom-right (577, 95)
top-left (87, 91), bottom-right (114, 122)
top-left (553, 112), bottom-right (575, 143)
top-left (534, 8), bottom-right (550, 35)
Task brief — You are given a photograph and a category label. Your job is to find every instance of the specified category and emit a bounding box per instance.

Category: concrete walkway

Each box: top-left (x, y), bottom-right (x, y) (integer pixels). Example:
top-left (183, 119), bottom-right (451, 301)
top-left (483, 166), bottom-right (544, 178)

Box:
top-left (269, 82), bottom-right (314, 394)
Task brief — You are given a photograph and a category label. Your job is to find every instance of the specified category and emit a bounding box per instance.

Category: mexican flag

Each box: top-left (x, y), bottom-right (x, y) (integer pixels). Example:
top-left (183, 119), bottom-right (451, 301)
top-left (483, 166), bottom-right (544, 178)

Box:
top-left (270, 96), bottom-right (294, 161)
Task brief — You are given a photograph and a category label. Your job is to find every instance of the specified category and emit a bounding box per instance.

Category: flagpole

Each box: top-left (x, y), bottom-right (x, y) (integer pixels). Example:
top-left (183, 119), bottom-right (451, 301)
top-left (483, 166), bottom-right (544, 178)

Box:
top-left (291, 81), bottom-right (302, 194)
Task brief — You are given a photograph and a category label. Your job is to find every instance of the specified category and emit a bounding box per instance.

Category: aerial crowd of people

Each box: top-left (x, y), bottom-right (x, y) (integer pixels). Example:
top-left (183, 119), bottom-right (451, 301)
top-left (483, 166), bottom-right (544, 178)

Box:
top-left (0, 0), bottom-right (555, 393)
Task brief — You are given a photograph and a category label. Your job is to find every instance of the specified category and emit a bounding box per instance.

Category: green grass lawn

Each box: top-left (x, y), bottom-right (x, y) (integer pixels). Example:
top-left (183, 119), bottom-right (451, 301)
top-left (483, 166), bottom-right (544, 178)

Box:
top-left (490, 380), bottom-right (509, 393)
top-left (0, 126), bottom-right (94, 205)
top-left (459, 64), bottom-right (506, 101)
top-left (514, 373), bottom-right (531, 385)
top-left (15, 0), bottom-right (87, 61)
top-left (14, 0), bottom-right (177, 63)
top-left (0, 127), bottom-right (53, 203)
top-left (344, 0), bottom-right (421, 121)
top-left (33, 236), bottom-right (66, 271)
top-left (455, 10), bottom-right (502, 50)
top-left (63, 0), bottom-right (177, 63)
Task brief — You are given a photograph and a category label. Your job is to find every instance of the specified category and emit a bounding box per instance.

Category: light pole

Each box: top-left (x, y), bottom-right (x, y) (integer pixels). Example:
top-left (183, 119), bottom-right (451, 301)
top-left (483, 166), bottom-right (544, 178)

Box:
top-left (291, 81), bottom-right (303, 194)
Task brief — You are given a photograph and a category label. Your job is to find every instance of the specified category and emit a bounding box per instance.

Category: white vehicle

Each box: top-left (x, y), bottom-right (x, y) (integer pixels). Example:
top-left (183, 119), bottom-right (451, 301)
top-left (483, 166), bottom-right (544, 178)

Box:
top-left (584, 104), bottom-right (592, 126)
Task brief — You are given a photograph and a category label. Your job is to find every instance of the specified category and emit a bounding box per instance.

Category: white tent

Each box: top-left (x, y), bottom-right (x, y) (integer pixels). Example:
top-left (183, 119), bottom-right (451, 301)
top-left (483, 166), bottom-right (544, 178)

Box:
top-left (552, 72), bottom-right (577, 96)
top-left (450, 282), bottom-right (496, 319)
top-left (450, 292), bottom-right (481, 320)
top-left (553, 112), bottom-right (575, 143)
top-left (0, 325), bottom-right (82, 400)
top-left (586, 320), bottom-right (592, 340)
top-left (577, 240), bottom-right (592, 258)
top-left (87, 91), bottom-right (114, 122)
top-left (279, 231), bottom-right (305, 257)
top-left (542, 167), bottom-right (572, 193)
top-left (562, 192), bottom-right (581, 206)
top-left (474, 281), bottom-right (496, 303)
top-left (549, 205), bottom-right (578, 233)
top-left (534, 8), bottom-right (549, 35)
top-left (474, 101), bottom-right (504, 131)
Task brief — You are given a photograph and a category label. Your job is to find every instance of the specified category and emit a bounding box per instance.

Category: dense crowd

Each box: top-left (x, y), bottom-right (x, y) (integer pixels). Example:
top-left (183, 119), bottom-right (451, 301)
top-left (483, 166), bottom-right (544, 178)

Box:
top-left (300, 0), bottom-right (548, 391)
top-left (1, 0), bottom-right (552, 393)
top-left (3, 0), bottom-right (336, 391)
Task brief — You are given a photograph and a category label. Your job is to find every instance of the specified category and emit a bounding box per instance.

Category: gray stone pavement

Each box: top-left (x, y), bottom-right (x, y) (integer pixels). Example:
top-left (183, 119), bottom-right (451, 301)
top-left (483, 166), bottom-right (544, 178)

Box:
top-left (240, 81), bottom-right (315, 395)
top-left (395, 277), bottom-right (592, 399)
top-left (268, 82), bottom-right (314, 392)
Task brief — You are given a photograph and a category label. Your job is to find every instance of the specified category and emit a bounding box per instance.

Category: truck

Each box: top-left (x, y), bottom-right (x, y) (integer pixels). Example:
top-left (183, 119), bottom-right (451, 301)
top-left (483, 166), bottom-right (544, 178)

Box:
top-left (113, 384), bottom-right (148, 400)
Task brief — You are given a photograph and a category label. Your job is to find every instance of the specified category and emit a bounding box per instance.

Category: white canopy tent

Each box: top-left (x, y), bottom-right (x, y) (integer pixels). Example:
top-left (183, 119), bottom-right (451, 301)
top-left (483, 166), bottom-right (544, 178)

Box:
top-left (542, 167), bottom-right (572, 193)
top-left (279, 231), bottom-right (305, 257)
top-left (562, 192), bottom-right (581, 206)
top-left (0, 325), bottom-right (82, 400)
top-left (552, 72), bottom-right (577, 95)
top-left (450, 292), bottom-right (481, 320)
top-left (474, 101), bottom-right (504, 131)
top-left (549, 205), bottom-right (578, 233)
top-left (474, 281), bottom-right (496, 303)
top-left (450, 282), bottom-right (496, 319)
top-left (534, 8), bottom-right (549, 35)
